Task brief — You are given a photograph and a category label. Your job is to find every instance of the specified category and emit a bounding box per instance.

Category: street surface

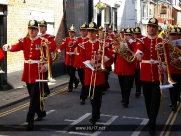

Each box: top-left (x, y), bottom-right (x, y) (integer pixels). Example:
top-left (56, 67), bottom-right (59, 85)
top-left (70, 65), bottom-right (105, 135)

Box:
top-left (0, 72), bottom-right (181, 136)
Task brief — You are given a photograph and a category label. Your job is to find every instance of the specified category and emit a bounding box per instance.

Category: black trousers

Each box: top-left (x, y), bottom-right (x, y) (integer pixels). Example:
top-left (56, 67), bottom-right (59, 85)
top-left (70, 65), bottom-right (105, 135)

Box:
top-left (104, 66), bottom-right (112, 90)
top-left (118, 75), bottom-right (133, 104)
top-left (66, 65), bottom-right (79, 90)
top-left (142, 81), bottom-right (160, 130)
top-left (78, 68), bottom-right (87, 100)
top-left (169, 74), bottom-right (181, 107)
top-left (26, 83), bottom-right (45, 124)
top-left (85, 85), bottom-right (103, 121)
top-left (44, 71), bottom-right (50, 94)
top-left (135, 69), bottom-right (141, 93)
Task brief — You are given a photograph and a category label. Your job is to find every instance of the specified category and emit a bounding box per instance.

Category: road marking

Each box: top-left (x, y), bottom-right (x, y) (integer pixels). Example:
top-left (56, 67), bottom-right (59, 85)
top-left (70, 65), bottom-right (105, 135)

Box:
top-left (46, 110), bottom-right (55, 115)
top-left (60, 113), bottom-right (118, 136)
top-left (123, 116), bottom-right (149, 136)
top-left (0, 87), bottom-right (67, 117)
top-left (57, 113), bottom-right (91, 133)
top-left (164, 102), bottom-right (181, 136)
top-left (160, 95), bottom-right (181, 136)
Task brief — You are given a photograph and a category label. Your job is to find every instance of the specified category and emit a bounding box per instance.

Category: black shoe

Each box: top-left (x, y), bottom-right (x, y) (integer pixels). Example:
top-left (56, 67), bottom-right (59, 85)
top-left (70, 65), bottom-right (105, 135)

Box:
top-left (74, 80), bottom-right (79, 89)
top-left (35, 111), bottom-right (46, 121)
top-left (135, 92), bottom-right (141, 97)
top-left (96, 116), bottom-right (100, 121)
top-left (27, 123), bottom-right (34, 131)
top-left (89, 119), bottom-right (96, 125)
top-left (172, 106), bottom-right (177, 112)
top-left (35, 117), bottom-right (43, 121)
top-left (44, 92), bottom-right (49, 97)
top-left (122, 102), bottom-right (129, 107)
top-left (120, 99), bottom-right (125, 103)
top-left (149, 129), bottom-right (156, 135)
top-left (80, 99), bottom-right (85, 105)
top-left (102, 91), bottom-right (105, 95)
top-left (68, 89), bottom-right (72, 92)
top-left (169, 104), bottom-right (173, 107)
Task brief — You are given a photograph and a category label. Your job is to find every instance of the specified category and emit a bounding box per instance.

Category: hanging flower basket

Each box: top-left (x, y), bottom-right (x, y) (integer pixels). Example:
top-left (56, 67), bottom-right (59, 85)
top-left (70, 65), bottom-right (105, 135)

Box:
top-left (95, 2), bottom-right (107, 13)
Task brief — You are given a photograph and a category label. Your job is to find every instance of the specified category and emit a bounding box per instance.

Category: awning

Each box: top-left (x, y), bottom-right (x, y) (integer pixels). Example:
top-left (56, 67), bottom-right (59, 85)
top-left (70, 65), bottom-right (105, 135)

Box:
top-left (156, 0), bottom-right (172, 5)
top-left (173, 5), bottom-right (181, 11)
top-left (0, 0), bottom-right (7, 5)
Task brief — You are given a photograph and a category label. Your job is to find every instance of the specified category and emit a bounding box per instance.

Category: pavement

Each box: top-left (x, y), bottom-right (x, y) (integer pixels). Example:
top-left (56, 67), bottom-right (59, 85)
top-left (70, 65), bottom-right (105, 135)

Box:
top-left (0, 74), bottom-right (70, 110)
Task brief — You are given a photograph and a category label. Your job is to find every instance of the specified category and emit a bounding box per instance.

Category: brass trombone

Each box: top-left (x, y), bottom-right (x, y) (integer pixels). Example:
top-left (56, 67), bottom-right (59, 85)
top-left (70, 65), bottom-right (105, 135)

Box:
top-left (37, 39), bottom-right (56, 111)
top-left (155, 39), bottom-right (176, 114)
top-left (88, 28), bottom-right (108, 100)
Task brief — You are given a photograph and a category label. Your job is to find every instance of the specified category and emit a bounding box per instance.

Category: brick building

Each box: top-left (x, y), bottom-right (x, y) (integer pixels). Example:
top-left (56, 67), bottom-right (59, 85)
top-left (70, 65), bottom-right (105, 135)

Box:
top-left (5, 0), bottom-right (64, 73)
top-left (0, 0), bottom-right (65, 90)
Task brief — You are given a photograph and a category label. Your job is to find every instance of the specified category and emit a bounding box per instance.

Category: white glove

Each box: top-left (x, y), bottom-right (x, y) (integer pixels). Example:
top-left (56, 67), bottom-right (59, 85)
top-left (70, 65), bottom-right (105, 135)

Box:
top-left (3, 44), bottom-right (11, 51)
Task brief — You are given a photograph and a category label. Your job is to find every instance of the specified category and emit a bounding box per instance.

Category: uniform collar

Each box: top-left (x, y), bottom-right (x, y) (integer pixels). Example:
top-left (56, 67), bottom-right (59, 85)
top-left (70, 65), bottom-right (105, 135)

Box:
top-left (30, 35), bottom-right (39, 41)
top-left (147, 35), bottom-right (157, 39)
top-left (40, 33), bottom-right (47, 37)
top-left (81, 36), bottom-right (87, 39)
top-left (89, 39), bottom-right (97, 43)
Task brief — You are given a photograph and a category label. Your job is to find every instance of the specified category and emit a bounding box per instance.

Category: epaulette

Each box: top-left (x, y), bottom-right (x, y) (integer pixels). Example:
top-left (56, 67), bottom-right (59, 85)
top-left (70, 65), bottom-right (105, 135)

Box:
top-left (48, 34), bottom-right (55, 38)
top-left (163, 39), bottom-right (169, 44)
top-left (18, 38), bottom-right (24, 43)
top-left (79, 41), bottom-right (88, 49)
top-left (136, 36), bottom-right (146, 44)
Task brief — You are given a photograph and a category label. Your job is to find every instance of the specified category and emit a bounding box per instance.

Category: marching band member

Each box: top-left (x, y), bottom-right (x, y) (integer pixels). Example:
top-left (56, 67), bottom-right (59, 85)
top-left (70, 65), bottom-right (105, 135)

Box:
top-left (73, 22), bottom-right (89, 105)
top-left (79, 21), bottom-right (113, 125)
top-left (104, 31), bottom-right (114, 92)
top-left (38, 20), bottom-right (57, 98)
top-left (114, 27), bottom-right (136, 107)
top-left (113, 28), bottom-right (119, 37)
top-left (3, 20), bottom-right (54, 130)
top-left (134, 18), bottom-right (166, 135)
top-left (0, 48), bottom-right (4, 73)
top-left (96, 26), bottom-right (103, 39)
top-left (0, 48), bottom-right (4, 61)
top-left (165, 27), bottom-right (181, 112)
top-left (107, 24), bottom-right (115, 40)
top-left (58, 25), bottom-right (79, 92)
top-left (132, 27), bottom-right (145, 97)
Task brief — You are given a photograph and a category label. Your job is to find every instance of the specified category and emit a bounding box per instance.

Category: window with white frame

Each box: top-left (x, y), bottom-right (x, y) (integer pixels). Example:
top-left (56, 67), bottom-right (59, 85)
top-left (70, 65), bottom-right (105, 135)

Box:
top-left (142, 2), bottom-right (148, 19)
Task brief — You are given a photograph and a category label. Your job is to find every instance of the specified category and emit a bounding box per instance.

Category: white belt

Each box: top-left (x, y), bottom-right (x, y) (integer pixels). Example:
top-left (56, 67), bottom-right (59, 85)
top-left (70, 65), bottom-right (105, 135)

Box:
top-left (66, 52), bottom-right (75, 55)
top-left (24, 60), bottom-right (40, 64)
top-left (75, 53), bottom-right (79, 55)
top-left (141, 60), bottom-right (159, 64)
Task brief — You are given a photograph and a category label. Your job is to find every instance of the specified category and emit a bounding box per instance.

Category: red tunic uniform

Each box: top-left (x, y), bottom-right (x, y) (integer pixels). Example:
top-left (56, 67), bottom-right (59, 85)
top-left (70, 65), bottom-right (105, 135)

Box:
top-left (135, 36), bottom-right (165, 82)
top-left (164, 40), bottom-right (181, 75)
top-left (40, 33), bottom-right (56, 52)
top-left (104, 37), bottom-right (114, 67)
top-left (107, 33), bottom-right (115, 40)
top-left (58, 37), bottom-right (77, 66)
top-left (10, 36), bottom-right (53, 83)
top-left (0, 48), bottom-right (4, 61)
top-left (79, 39), bottom-right (113, 86)
top-left (114, 42), bottom-right (136, 75)
top-left (73, 37), bottom-right (89, 69)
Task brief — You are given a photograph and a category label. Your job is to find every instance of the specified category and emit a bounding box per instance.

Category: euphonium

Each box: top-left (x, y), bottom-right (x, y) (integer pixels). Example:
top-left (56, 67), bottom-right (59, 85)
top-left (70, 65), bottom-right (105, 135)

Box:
top-left (51, 49), bottom-right (59, 61)
top-left (167, 41), bottom-right (181, 71)
top-left (114, 42), bottom-right (136, 63)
